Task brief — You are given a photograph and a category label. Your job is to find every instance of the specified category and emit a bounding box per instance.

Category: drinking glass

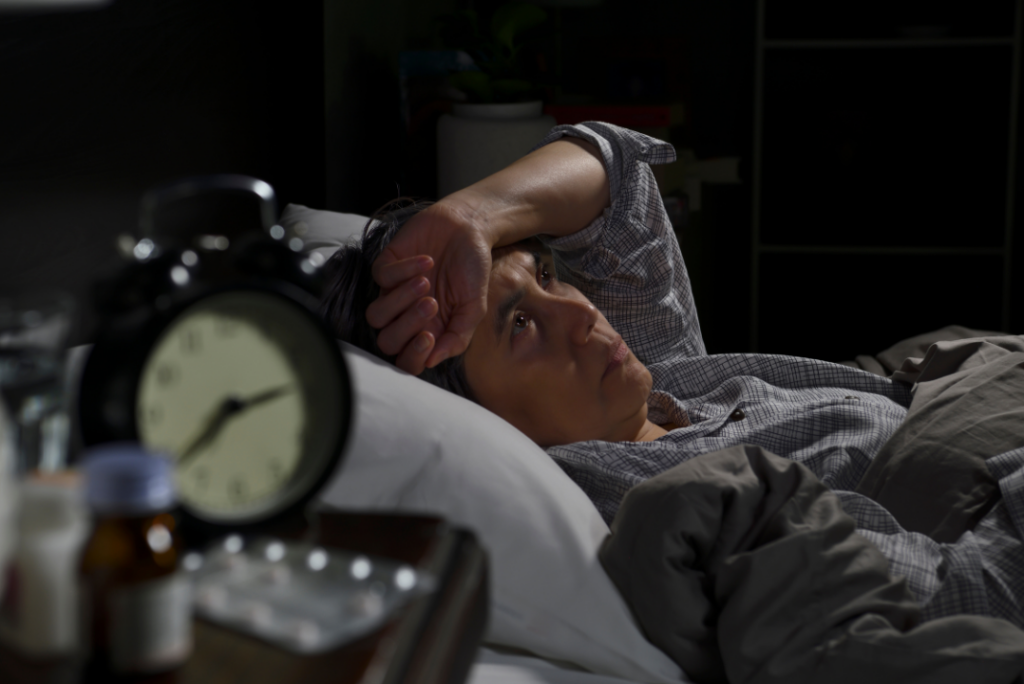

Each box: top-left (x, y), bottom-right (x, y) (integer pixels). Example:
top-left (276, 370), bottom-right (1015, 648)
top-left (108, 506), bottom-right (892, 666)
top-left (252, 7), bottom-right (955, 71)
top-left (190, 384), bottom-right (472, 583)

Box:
top-left (0, 292), bottom-right (74, 476)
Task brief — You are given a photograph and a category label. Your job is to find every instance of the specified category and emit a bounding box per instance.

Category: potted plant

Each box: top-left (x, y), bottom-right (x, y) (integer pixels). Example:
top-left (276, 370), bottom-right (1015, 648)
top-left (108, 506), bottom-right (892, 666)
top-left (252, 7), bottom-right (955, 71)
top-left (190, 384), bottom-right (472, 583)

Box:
top-left (439, 1), bottom-right (547, 104)
top-left (435, 2), bottom-right (557, 197)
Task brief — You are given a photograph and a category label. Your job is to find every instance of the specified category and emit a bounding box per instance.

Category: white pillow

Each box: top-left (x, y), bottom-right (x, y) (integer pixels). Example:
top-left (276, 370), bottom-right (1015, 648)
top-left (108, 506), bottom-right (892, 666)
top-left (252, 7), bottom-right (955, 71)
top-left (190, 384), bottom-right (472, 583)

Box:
top-left (285, 206), bottom-right (681, 682)
top-left (319, 344), bottom-right (681, 683)
top-left (279, 203), bottom-right (369, 262)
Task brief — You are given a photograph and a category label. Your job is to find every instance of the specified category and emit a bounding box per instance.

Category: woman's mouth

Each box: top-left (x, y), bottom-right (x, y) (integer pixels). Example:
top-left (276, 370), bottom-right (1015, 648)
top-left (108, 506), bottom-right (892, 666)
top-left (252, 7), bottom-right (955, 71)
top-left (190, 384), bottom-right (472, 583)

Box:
top-left (604, 339), bottom-right (629, 378)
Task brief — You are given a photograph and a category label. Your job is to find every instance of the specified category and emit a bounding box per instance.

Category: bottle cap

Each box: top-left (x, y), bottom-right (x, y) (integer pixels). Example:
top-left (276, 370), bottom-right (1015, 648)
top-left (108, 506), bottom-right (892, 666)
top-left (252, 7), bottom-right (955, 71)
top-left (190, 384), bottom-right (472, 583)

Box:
top-left (82, 443), bottom-right (176, 515)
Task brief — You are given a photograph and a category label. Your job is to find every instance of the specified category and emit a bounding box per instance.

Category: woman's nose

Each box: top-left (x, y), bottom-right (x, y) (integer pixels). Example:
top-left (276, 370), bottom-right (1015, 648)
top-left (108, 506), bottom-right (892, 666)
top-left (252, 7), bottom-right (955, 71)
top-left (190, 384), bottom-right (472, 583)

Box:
top-left (554, 296), bottom-right (599, 346)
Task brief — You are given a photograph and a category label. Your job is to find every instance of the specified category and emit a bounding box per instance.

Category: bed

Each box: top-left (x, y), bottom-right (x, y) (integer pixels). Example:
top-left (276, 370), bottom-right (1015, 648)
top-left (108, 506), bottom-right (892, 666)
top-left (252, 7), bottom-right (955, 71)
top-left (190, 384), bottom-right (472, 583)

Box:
top-left (45, 197), bottom-right (1023, 683)
top-left (281, 203), bottom-right (685, 683)
top-left (42, 194), bottom-right (1024, 684)
top-left (279, 201), bottom-right (1024, 683)
top-left (42, 200), bottom-right (686, 683)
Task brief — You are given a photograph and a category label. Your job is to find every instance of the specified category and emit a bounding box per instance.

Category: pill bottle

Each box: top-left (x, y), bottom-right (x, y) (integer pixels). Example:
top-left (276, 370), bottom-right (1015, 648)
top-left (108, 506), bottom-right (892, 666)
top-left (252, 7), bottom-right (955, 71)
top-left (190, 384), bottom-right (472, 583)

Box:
top-left (0, 472), bottom-right (89, 658)
top-left (78, 443), bottom-right (192, 678)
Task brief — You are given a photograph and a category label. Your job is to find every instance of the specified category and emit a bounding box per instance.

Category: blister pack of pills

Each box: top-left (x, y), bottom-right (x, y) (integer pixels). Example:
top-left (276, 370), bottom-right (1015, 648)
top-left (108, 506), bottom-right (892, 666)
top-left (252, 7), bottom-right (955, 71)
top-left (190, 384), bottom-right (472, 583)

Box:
top-left (182, 535), bottom-right (434, 654)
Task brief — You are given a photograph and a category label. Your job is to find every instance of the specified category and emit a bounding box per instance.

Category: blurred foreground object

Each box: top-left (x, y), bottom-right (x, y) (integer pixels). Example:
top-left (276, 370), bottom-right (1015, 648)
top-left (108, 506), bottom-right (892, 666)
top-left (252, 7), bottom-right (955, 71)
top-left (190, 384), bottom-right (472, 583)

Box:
top-left (0, 472), bottom-right (88, 657)
top-left (184, 535), bottom-right (435, 654)
top-left (0, 292), bottom-right (74, 476)
top-left (79, 175), bottom-right (352, 546)
top-left (78, 444), bottom-right (191, 677)
top-left (0, 512), bottom-right (488, 684)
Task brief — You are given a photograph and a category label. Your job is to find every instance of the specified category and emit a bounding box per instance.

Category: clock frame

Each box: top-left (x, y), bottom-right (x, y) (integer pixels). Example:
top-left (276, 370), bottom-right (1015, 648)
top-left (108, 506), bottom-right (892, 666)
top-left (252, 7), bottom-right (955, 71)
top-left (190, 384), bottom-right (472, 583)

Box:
top-left (79, 177), bottom-right (352, 540)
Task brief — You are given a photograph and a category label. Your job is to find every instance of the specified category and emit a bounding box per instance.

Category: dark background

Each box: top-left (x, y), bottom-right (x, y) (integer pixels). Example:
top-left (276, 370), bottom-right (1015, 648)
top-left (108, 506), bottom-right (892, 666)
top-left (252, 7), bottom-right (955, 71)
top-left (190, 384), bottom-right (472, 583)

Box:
top-left (0, 0), bottom-right (326, 344)
top-left (1, 0), bottom-right (1021, 359)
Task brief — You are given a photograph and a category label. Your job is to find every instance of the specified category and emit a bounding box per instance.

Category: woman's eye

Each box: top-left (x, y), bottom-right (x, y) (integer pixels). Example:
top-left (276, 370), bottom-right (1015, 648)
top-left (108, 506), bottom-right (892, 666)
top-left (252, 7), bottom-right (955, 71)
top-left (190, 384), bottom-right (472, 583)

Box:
top-left (540, 265), bottom-right (553, 288)
top-left (511, 313), bottom-right (529, 338)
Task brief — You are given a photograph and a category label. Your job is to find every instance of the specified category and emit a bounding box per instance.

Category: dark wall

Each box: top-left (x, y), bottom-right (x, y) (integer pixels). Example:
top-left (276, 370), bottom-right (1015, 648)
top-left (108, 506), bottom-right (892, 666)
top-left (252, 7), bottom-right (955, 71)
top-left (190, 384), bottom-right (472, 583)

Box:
top-left (322, 0), bottom-right (751, 205)
top-left (323, 0), bottom-right (458, 215)
top-left (751, 1), bottom-right (1024, 359)
top-left (4, 0), bottom-right (1019, 355)
top-left (0, 0), bottom-right (325, 343)
top-left (326, 0), bottom-right (1023, 358)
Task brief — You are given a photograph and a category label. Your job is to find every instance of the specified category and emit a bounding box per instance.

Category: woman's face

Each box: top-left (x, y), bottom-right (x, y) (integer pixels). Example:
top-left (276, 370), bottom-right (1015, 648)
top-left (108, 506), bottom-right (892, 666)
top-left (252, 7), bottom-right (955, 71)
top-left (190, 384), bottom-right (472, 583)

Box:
top-left (462, 247), bottom-right (654, 447)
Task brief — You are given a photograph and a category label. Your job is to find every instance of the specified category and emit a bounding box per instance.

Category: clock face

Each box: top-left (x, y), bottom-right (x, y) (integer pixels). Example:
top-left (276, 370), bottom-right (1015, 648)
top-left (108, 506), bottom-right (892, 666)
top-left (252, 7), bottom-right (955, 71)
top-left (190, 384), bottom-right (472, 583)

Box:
top-left (135, 289), bottom-right (346, 524)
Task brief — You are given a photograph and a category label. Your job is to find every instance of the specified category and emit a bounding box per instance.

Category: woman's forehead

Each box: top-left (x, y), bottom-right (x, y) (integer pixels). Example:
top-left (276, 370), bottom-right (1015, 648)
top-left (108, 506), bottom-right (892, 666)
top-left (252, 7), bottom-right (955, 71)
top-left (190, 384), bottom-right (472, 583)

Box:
top-left (488, 248), bottom-right (537, 294)
top-left (466, 249), bottom-right (535, 350)
top-left (493, 245), bottom-right (535, 269)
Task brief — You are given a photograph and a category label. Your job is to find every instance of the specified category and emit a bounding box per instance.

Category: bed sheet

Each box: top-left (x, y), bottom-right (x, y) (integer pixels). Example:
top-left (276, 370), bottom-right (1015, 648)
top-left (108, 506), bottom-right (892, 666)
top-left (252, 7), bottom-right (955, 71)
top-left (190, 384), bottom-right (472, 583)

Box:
top-left (469, 648), bottom-right (640, 684)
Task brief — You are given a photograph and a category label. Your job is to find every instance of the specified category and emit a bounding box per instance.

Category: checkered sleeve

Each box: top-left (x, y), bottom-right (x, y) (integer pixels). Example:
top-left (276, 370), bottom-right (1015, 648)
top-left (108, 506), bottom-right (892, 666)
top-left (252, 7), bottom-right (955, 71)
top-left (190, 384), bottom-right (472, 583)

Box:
top-left (531, 122), bottom-right (706, 365)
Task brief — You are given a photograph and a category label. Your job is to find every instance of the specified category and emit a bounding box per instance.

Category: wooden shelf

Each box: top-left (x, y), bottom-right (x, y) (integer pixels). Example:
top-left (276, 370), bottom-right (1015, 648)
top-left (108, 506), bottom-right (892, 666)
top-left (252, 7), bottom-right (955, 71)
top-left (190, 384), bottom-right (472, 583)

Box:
top-left (758, 245), bottom-right (1006, 256)
top-left (750, 0), bottom-right (1023, 358)
top-left (764, 37), bottom-right (1015, 49)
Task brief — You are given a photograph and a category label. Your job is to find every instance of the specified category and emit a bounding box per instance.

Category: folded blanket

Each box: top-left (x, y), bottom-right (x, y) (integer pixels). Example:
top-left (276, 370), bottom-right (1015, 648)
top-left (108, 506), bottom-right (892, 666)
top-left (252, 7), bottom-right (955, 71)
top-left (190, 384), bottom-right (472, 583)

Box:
top-left (856, 334), bottom-right (1024, 542)
top-left (599, 444), bottom-right (1024, 684)
top-left (839, 324), bottom-right (1005, 377)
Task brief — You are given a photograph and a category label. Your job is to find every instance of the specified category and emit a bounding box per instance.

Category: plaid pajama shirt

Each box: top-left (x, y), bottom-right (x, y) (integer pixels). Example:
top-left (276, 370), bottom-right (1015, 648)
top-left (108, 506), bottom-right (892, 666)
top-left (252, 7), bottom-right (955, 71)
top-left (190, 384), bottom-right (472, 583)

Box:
top-left (534, 122), bottom-right (1024, 627)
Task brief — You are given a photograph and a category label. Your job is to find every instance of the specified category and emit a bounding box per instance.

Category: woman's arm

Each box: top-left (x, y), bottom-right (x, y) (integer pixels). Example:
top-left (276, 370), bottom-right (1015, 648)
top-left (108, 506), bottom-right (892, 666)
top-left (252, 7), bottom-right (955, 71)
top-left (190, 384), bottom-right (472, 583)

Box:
top-left (368, 138), bottom-right (610, 375)
top-left (531, 124), bottom-right (703, 366)
top-left (445, 137), bottom-right (610, 247)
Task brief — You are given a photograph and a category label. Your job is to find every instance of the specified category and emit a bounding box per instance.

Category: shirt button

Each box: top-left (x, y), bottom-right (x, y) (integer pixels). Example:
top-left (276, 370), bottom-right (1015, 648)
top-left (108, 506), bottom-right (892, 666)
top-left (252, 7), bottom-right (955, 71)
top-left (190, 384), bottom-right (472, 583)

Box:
top-left (729, 408), bottom-right (745, 421)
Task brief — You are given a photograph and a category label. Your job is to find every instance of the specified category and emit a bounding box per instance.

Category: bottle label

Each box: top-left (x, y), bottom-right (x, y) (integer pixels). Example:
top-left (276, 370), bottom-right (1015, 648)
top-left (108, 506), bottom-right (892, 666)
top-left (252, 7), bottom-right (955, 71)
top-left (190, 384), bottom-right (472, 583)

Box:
top-left (109, 572), bottom-right (192, 673)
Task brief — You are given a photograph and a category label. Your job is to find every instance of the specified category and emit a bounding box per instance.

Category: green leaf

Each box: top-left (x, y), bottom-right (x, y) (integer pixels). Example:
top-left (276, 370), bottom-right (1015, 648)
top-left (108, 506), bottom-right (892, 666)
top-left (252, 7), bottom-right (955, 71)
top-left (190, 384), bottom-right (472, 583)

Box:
top-left (449, 70), bottom-right (494, 102)
top-left (490, 78), bottom-right (533, 101)
top-left (491, 2), bottom-right (547, 52)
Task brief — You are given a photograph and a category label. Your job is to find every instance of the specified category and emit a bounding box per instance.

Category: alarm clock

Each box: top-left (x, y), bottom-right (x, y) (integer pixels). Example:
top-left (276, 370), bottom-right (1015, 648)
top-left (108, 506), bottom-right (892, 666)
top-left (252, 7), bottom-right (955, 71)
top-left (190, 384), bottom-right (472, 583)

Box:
top-left (78, 175), bottom-right (352, 539)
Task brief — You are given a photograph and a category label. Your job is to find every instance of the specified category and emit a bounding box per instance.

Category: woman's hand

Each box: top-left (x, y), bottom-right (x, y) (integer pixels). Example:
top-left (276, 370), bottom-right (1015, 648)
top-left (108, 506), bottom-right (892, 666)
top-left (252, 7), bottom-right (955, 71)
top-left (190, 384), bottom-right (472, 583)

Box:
top-left (367, 199), bottom-right (495, 375)
top-left (366, 137), bottom-right (609, 376)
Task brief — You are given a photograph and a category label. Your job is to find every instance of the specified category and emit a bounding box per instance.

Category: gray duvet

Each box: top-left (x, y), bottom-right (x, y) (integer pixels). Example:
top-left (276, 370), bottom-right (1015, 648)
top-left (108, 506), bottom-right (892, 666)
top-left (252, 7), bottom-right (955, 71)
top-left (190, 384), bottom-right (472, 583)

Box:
top-left (600, 336), bottom-right (1024, 683)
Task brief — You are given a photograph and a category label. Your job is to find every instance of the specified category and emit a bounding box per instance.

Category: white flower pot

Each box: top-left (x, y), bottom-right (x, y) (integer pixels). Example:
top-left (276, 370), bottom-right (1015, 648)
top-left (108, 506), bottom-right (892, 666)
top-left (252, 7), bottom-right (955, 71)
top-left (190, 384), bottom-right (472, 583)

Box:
top-left (436, 101), bottom-right (557, 198)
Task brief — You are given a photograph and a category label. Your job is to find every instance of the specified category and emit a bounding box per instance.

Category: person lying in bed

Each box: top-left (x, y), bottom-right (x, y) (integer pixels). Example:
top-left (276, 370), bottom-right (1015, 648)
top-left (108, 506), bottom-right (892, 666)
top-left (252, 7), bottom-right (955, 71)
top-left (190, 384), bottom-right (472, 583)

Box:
top-left (320, 122), bottom-right (1024, 633)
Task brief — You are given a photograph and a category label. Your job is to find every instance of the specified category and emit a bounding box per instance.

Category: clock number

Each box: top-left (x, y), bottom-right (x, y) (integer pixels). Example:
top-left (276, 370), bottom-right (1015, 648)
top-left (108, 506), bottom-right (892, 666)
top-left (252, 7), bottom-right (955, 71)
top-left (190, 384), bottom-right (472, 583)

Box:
top-left (268, 459), bottom-right (285, 482)
top-left (253, 322), bottom-right (275, 343)
top-left (180, 328), bottom-right (202, 355)
top-left (193, 467), bottom-right (209, 490)
top-left (215, 317), bottom-right (240, 338)
top-left (146, 404), bottom-right (163, 427)
top-left (156, 362), bottom-right (179, 387)
top-left (229, 478), bottom-right (247, 503)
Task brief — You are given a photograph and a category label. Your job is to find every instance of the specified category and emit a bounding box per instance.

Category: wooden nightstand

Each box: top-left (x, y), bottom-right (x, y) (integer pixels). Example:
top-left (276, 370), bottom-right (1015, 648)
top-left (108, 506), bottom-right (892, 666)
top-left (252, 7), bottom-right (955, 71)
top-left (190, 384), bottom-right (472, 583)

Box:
top-left (0, 512), bottom-right (489, 684)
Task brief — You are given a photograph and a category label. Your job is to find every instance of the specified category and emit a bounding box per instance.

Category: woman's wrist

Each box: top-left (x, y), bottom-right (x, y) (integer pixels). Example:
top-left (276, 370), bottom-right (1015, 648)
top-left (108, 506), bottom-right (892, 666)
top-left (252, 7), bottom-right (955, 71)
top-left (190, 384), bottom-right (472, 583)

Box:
top-left (438, 137), bottom-right (610, 247)
top-left (434, 186), bottom-right (527, 249)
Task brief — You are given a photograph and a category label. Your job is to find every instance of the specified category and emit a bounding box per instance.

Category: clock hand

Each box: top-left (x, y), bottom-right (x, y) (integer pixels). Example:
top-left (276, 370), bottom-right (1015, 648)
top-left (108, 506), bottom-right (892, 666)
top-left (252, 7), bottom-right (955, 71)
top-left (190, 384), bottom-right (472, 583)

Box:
top-left (176, 385), bottom-right (294, 467)
top-left (177, 397), bottom-right (242, 467)
top-left (235, 385), bottom-right (293, 412)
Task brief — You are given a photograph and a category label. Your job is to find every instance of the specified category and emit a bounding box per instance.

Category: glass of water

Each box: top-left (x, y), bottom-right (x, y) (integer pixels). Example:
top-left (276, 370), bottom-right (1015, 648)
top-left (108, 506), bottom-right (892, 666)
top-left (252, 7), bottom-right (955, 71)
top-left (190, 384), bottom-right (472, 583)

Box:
top-left (0, 292), bottom-right (74, 476)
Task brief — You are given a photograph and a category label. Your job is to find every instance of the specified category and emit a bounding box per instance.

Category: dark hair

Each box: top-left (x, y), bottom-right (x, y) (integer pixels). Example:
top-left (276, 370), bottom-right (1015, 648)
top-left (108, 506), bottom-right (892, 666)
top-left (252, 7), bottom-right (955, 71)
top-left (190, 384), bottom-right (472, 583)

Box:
top-left (318, 198), bottom-right (477, 402)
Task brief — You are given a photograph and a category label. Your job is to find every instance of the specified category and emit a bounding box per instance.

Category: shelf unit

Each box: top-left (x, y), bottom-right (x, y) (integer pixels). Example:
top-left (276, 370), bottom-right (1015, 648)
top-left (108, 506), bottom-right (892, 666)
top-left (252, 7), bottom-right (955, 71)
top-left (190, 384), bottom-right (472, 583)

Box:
top-left (750, 0), bottom-right (1022, 360)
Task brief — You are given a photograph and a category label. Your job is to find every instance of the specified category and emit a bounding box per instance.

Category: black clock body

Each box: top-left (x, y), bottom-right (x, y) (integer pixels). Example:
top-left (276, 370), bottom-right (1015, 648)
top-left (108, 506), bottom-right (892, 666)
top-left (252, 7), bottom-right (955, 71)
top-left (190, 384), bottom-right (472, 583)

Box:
top-left (79, 212), bottom-right (353, 544)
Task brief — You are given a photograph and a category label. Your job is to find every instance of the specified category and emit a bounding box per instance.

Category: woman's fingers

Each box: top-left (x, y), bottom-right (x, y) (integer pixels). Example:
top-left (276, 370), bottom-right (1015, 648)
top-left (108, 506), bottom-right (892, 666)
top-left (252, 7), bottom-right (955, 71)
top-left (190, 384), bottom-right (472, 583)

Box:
top-left (425, 332), bottom-right (457, 369)
top-left (366, 275), bottom-right (432, 329)
top-left (425, 304), bottom-right (482, 368)
top-left (374, 296), bottom-right (440, 357)
top-left (372, 254), bottom-right (433, 291)
top-left (394, 331), bottom-right (435, 376)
